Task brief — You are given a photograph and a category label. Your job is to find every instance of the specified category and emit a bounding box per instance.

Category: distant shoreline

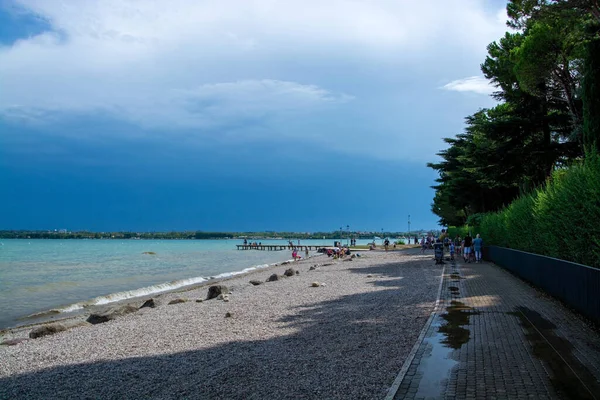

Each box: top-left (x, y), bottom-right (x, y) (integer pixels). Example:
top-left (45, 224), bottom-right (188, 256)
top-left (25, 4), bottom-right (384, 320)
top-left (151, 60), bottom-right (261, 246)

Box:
top-left (0, 230), bottom-right (432, 241)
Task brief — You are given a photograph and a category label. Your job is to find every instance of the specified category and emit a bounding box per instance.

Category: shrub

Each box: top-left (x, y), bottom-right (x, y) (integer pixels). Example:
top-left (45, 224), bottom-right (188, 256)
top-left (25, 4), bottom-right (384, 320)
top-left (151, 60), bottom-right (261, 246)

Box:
top-left (475, 153), bottom-right (600, 268)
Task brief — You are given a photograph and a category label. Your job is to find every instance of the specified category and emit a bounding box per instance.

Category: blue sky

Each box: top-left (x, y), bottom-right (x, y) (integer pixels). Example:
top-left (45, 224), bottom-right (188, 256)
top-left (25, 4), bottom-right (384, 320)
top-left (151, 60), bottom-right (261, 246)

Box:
top-left (0, 0), bottom-right (506, 232)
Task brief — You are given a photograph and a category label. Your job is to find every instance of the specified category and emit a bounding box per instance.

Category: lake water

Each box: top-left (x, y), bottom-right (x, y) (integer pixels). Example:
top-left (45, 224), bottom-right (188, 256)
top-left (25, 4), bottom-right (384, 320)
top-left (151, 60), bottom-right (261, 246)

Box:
top-left (0, 238), bottom-right (376, 330)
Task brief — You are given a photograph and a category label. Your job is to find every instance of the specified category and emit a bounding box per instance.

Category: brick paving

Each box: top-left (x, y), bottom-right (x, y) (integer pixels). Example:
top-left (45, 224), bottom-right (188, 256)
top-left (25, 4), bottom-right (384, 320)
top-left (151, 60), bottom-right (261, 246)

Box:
top-left (392, 258), bottom-right (600, 400)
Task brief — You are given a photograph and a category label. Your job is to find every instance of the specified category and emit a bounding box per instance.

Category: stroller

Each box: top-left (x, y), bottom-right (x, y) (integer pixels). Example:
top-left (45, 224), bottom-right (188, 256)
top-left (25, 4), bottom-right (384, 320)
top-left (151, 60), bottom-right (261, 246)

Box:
top-left (433, 242), bottom-right (445, 265)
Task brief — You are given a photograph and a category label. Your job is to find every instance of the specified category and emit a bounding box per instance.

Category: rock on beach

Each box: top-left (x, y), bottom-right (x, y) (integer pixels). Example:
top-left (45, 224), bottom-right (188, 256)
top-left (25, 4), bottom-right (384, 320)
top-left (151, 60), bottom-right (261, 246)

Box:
top-left (284, 268), bottom-right (296, 277)
top-left (86, 305), bottom-right (138, 325)
top-left (266, 274), bottom-right (283, 282)
top-left (29, 324), bottom-right (67, 339)
top-left (168, 298), bottom-right (188, 305)
top-left (140, 299), bottom-right (157, 309)
top-left (207, 285), bottom-right (229, 300)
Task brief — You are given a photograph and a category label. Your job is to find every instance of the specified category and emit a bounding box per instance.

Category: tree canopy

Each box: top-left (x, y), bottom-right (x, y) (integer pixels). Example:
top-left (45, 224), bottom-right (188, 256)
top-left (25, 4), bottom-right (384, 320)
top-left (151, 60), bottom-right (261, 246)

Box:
top-left (429, 0), bottom-right (598, 226)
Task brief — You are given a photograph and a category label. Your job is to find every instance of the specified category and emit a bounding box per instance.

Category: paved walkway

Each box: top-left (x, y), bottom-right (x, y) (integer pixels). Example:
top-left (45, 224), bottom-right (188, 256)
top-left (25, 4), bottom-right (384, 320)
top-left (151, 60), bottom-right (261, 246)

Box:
top-left (390, 258), bottom-right (600, 400)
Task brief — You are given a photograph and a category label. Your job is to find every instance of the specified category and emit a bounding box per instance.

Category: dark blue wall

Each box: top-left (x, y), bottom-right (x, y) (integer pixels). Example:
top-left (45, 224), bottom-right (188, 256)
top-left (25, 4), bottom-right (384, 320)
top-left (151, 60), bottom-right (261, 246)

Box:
top-left (486, 246), bottom-right (600, 325)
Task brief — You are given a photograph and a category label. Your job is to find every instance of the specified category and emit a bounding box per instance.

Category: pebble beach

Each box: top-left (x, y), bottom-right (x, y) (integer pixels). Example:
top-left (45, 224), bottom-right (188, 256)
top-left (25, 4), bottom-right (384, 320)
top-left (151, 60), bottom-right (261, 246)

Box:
top-left (0, 249), bottom-right (442, 399)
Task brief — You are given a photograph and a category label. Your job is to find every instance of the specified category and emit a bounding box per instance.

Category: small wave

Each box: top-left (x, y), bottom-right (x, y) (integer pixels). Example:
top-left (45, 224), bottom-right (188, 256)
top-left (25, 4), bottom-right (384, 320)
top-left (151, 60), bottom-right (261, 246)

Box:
top-left (59, 304), bottom-right (86, 312)
top-left (211, 263), bottom-right (273, 279)
top-left (20, 309), bottom-right (61, 320)
top-left (42, 259), bottom-right (290, 315)
top-left (50, 276), bottom-right (208, 313)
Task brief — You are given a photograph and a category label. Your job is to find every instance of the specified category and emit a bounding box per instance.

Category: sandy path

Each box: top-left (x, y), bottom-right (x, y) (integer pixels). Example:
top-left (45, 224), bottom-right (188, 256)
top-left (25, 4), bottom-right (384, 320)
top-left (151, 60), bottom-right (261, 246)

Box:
top-left (0, 250), bottom-right (442, 399)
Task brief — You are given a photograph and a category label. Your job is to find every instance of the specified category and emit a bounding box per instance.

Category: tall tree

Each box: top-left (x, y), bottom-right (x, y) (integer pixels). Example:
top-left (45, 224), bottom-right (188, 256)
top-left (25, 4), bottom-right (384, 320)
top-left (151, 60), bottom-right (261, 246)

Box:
top-left (507, 0), bottom-right (600, 29)
top-left (428, 0), bottom-right (588, 226)
top-left (583, 23), bottom-right (600, 151)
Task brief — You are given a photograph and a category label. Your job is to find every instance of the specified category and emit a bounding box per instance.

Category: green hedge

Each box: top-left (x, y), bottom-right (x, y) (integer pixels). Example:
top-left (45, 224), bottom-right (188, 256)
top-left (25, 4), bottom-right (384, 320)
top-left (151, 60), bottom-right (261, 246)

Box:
top-left (473, 153), bottom-right (600, 268)
top-left (447, 226), bottom-right (471, 239)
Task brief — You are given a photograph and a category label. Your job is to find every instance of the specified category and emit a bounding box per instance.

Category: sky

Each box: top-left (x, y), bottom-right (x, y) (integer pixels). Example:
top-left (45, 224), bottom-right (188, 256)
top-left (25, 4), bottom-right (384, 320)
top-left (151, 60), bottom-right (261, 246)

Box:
top-left (0, 0), bottom-right (507, 233)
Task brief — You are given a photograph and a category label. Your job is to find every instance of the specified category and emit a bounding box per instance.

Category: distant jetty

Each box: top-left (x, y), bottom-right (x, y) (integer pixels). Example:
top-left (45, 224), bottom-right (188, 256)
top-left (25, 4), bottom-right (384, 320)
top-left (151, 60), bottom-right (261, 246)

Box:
top-left (236, 244), bottom-right (327, 251)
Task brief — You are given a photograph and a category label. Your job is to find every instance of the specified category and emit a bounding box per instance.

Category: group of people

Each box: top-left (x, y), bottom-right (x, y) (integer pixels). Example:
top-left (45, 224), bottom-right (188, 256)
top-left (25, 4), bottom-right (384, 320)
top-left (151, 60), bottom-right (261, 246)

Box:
top-left (291, 247), bottom-right (308, 261)
top-left (318, 245), bottom-right (352, 259)
top-left (423, 232), bottom-right (484, 263)
top-left (447, 233), bottom-right (484, 263)
top-left (243, 239), bottom-right (262, 247)
top-left (420, 236), bottom-right (436, 252)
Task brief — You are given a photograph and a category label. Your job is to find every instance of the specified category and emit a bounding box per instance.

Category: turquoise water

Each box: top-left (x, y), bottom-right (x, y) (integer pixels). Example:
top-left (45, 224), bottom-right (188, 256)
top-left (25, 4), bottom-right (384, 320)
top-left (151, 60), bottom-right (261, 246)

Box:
top-left (0, 238), bottom-right (371, 330)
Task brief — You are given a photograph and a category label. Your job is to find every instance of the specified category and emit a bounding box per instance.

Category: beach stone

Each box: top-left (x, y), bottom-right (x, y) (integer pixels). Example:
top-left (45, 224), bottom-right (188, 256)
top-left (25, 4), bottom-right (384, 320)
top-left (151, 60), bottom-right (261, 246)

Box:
top-left (86, 305), bottom-right (138, 325)
top-left (266, 274), bottom-right (283, 282)
top-left (195, 299), bottom-right (204, 303)
top-left (207, 285), bottom-right (229, 300)
top-left (281, 261), bottom-right (290, 265)
top-left (1, 338), bottom-right (28, 346)
top-left (140, 298), bottom-right (156, 309)
top-left (295, 270), bottom-right (300, 275)
top-left (367, 274), bottom-right (373, 278)
top-left (249, 280), bottom-right (263, 286)
top-left (225, 312), bottom-right (233, 318)
top-left (168, 298), bottom-right (187, 305)
top-left (309, 266), bottom-right (317, 271)
top-left (216, 294), bottom-right (230, 301)
top-left (311, 282), bottom-right (320, 287)
top-left (29, 323), bottom-right (67, 339)
top-left (284, 268), bottom-right (296, 277)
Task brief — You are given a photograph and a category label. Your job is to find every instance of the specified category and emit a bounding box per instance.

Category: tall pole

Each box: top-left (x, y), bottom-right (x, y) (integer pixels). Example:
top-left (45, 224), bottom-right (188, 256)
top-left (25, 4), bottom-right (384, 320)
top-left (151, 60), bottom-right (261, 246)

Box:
top-left (408, 214), bottom-right (411, 242)
top-left (346, 225), bottom-right (350, 246)
top-left (339, 226), bottom-right (342, 247)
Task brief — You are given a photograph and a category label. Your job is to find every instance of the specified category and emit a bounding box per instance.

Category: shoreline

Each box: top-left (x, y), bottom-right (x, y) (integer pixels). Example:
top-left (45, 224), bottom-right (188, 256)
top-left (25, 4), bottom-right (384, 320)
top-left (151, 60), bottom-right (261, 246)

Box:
top-left (3, 245), bottom-right (420, 333)
top-left (1, 249), bottom-right (442, 399)
top-left (0, 252), bottom-right (324, 337)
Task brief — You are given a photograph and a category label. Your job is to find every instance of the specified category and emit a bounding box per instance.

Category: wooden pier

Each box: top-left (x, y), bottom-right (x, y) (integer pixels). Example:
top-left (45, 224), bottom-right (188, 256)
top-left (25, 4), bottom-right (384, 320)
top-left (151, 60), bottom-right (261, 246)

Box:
top-left (236, 244), bottom-right (329, 251)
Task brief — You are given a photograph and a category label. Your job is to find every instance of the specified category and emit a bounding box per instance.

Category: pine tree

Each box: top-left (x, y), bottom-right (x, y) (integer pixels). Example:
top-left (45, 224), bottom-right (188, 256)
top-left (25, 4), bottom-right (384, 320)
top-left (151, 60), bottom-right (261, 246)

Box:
top-left (583, 25), bottom-right (600, 153)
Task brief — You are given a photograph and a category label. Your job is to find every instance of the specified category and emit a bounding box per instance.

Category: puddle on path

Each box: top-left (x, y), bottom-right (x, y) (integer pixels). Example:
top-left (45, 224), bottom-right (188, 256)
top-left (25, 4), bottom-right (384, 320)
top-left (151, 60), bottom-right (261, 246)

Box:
top-left (439, 301), bottom-right (480, 349)
top-left (415, 301), bottom-right (480, 398)
top-left (413, 329), bottom-right (458, 399)
top-left (508, 306), bottom-right (600, 400)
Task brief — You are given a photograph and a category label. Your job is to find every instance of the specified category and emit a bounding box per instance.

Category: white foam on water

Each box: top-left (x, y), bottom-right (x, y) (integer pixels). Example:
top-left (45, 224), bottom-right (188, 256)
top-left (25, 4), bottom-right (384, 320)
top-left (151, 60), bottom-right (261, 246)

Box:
top-left (211, 263), bottom-right (274, 279)
top-left (51, 275), bottom-right (209, 313)
top-left (57, 303), bottom-right (85, 312)
top-left (91, 276), bottom-right (210, 306)
top-left (51, 260), bottom-right (292, 314)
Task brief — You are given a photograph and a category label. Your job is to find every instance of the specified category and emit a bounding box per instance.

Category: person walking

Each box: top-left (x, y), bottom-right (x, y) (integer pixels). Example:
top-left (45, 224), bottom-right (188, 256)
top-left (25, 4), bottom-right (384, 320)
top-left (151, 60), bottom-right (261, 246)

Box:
top-left (473, 234), bottom-right (483, 263)
top-left (463, 233), bottom-right (473, 263)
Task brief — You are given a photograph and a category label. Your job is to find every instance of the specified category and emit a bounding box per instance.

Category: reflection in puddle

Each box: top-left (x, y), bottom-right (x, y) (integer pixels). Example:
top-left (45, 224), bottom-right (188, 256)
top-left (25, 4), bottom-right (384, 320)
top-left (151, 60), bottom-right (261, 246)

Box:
top-left (508, 307), bottom-right (599, 399)
top-left (415, 301), bottom-right (480, 398)
top-left (439, 301), bottom-right (480, 349)
top-left (414, 328), bottom-right (458, 399)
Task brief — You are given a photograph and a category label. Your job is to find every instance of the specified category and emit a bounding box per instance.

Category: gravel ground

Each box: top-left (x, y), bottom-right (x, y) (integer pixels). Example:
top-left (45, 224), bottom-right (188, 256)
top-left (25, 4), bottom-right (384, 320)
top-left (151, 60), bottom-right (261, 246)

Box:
top-left (0, 250), bottom-right (442, 400)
